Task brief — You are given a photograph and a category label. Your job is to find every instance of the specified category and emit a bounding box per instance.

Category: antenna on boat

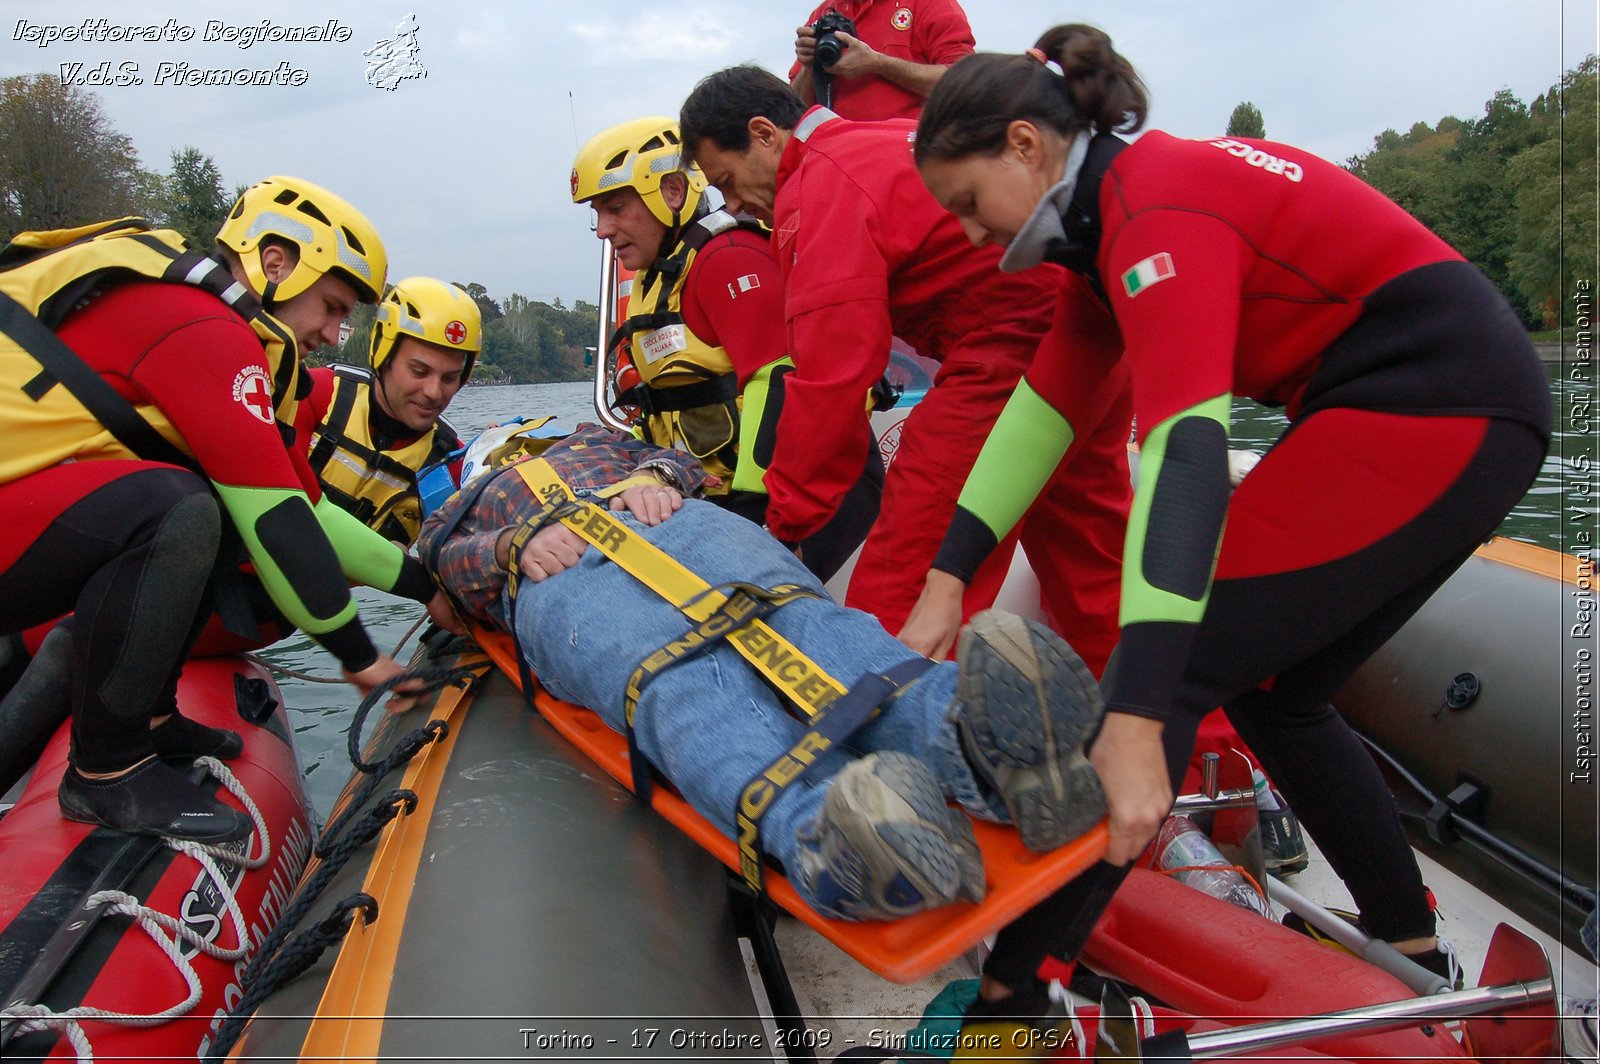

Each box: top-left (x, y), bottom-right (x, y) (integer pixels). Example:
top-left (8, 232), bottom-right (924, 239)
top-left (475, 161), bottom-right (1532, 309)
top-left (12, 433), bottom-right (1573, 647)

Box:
top-left (568, 91), bottom-right (580, 149)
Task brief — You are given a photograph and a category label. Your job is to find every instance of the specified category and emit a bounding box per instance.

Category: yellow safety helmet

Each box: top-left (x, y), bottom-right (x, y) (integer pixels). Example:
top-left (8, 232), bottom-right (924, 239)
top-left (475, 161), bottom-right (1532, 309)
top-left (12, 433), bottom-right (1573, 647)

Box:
top-left (369, 276), bottom-right (482, 382)
top-left (216, 175), bottom-right (387, 306)
top-left (570, 117), bottom-right (707, 228)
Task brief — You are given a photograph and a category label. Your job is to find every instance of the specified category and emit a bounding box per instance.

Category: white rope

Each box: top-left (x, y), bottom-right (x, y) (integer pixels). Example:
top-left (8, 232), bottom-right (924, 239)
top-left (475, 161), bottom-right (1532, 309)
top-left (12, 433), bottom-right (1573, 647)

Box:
top-left (0, 759), bottom-right (275, 1063)
top-left (1131, 995), bottom-right (1157, 1039)
top-left (1047, 980), bottom-right (1087, 1059)
top-left (3, 892), bottom-right (204, 1063)
top-left (171, 757), bottom-right (272, 872)
top-left (242, 652), bottom-right (342, 683)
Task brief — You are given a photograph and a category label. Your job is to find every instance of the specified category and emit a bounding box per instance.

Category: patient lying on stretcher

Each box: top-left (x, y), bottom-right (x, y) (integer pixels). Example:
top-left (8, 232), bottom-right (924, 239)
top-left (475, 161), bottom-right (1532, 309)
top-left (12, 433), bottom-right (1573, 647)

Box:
top-left (417, 423), bottom-right (1106, 921)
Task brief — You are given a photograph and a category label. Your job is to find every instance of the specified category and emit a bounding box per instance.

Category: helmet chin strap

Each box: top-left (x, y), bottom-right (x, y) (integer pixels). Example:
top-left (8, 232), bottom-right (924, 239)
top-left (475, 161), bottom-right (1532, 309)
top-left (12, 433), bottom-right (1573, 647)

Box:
top-left (367, 365), bottom-right (418, 448)
top-left (647, 219), bottom-right (688, 276)
top-left (372, 363), bottom-right (402, 420)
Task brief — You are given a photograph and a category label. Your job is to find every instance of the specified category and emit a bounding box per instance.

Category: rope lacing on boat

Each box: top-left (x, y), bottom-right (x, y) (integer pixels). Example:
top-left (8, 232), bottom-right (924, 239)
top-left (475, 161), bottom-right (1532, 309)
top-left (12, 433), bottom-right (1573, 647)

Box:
top-left (200, 660), bottom-right (486, 1064)
top-left (0, 758), bottom-right (272, 1064)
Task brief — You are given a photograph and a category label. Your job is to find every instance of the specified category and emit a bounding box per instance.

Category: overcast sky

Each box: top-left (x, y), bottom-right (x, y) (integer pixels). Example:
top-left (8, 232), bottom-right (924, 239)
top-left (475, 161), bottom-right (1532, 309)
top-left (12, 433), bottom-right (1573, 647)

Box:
top-left (4, 1), bottom-right (1595, 305)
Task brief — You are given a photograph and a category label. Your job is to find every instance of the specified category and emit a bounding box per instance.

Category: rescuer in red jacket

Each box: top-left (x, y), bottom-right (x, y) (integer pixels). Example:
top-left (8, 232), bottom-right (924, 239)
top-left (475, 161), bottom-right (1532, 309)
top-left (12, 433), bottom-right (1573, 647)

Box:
top-left (680, 65), bottom-right (1132, 675)
top-left (790, 0), bottom-right (975, 120)
top-left (570, 116), bottom-right (882, 580)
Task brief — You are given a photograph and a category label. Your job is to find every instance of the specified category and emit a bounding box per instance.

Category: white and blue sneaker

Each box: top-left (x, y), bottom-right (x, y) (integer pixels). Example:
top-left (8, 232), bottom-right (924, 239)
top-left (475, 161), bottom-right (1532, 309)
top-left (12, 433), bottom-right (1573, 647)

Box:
top-left (956, 610), bottom-right (1106, 852)
top-left (794, 752), bottom-right (985, 922)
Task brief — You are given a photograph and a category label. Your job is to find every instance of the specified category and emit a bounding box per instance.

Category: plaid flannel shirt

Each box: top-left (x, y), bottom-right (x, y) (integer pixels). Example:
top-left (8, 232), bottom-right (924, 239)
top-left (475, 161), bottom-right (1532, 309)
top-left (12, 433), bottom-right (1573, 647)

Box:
top-left (417, 423), bottom-right (707, 629)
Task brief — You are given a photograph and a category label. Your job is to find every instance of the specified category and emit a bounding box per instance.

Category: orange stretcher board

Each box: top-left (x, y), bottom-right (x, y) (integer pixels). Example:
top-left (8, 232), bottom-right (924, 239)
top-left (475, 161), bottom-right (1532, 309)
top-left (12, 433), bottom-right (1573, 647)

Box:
top-left (473, 625), bottom-right (1107, 984)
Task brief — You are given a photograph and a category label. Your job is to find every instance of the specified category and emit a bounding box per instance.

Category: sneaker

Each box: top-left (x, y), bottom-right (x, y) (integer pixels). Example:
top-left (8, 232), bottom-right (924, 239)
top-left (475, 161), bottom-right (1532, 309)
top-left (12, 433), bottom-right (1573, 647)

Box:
top-left (59, 758), bottom-right (252, 843)
top-left (1259, 805), bottom-right (1310, 875)
top-left (1407, 937), bottom-right (1465, 991)
top-left (955, 611), bottom-right (1105, 852)
top-left (794, 752), bottom-right (985, 921)
top-left (1561, 996), bottom-right (1598, 1062)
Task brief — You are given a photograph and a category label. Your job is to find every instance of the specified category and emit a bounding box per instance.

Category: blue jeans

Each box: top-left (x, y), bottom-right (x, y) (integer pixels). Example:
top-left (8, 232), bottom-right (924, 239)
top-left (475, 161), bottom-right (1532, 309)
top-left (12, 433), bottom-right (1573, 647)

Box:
top-left (509, 499), bottom-right (997, 907)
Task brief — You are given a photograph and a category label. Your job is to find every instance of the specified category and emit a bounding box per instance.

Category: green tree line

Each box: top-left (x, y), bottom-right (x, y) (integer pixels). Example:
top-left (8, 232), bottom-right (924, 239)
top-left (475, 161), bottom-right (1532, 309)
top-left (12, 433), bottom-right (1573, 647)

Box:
top-left (326, 286), bottom-right (598, 384)
top-left (0, 72), bottom-right (597, 384)
top-left (1345, 55), bottom-right (1597, 330)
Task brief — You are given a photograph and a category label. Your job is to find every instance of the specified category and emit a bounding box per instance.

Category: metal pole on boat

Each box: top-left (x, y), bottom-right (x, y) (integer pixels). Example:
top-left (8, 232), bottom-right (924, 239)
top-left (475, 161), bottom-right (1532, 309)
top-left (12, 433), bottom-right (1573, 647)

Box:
top-left (1170, 789), bottom-right (1255, 815)
top-left (592, 241), bottom-right (633, 433)
top-left (1266, 874), bottom-right (1451, 995)
top-left (1182, 977), bottom-right (1555, 1058)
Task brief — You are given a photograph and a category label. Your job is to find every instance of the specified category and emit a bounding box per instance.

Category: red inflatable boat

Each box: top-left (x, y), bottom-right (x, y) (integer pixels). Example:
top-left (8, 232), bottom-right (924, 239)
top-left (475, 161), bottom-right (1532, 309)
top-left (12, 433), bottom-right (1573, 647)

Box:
top-left (0, 656), bottom-right (314, 1062)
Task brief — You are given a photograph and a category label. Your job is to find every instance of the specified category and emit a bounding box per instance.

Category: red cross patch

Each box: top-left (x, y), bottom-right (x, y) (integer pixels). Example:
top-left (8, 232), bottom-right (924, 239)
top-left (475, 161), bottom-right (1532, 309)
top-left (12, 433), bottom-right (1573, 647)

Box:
top-left (231, 366), bottom-right (276, 424)
top-left (445, 319), bottom-right (467, 345)
top-left (892, 7), bottom-right (912, 31)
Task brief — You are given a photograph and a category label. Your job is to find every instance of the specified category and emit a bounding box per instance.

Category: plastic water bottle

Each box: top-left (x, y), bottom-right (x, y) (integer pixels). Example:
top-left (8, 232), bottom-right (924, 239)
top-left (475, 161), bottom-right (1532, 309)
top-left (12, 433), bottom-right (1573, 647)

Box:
top-left (1155, 815), bottom-right (1271, 917)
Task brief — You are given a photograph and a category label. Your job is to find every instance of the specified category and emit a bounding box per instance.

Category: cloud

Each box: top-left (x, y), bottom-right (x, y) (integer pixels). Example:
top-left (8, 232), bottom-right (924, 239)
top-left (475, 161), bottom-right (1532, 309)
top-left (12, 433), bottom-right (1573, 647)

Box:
top-left (570, 12), bottom-right (745, 64)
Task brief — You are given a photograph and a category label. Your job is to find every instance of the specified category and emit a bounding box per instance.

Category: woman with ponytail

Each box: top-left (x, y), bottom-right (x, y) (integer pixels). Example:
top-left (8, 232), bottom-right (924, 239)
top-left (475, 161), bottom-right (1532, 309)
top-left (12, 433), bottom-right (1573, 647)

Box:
top-left (905, 23), bottom-right (1550, 1024)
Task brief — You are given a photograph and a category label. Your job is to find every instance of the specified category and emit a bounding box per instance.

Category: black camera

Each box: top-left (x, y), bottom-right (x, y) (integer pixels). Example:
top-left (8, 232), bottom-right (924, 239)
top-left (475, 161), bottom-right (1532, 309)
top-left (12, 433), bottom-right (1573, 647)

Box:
top-left (812, 12), bottom-right (857, 71)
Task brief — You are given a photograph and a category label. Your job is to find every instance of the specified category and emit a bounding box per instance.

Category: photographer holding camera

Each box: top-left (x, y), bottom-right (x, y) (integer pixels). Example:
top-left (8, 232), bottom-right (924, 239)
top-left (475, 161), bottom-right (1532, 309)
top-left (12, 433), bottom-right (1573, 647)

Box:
top-left (790, 0), bottom-right (974, 121)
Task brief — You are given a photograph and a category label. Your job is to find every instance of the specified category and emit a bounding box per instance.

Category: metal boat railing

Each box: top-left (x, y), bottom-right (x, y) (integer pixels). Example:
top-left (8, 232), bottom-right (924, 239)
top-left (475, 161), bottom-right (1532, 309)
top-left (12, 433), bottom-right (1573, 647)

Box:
top-left (590, 240), bottom-right (631, 433)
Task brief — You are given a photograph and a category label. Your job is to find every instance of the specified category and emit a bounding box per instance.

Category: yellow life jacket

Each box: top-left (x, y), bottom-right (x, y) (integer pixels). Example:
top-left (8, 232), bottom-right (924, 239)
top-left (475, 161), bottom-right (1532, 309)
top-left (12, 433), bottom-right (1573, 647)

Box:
top-left (307, 365), bottom-right (461, 545)
top-left (0, 217), bottom-right (301, 484)
top-left (610, 209), bottom-right (767, 491)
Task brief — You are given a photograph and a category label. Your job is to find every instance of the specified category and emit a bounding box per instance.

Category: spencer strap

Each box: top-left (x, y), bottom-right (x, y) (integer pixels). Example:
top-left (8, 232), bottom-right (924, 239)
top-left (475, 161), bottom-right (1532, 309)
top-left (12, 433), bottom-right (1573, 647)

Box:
top-left (511, 459), bottom-right (847, 719)
top-left (621, 581), bottom-right (820, 798)
top-left (734, 656), bottom-right (934, 892)
top-left (502, 460), bottom-right (937, 892)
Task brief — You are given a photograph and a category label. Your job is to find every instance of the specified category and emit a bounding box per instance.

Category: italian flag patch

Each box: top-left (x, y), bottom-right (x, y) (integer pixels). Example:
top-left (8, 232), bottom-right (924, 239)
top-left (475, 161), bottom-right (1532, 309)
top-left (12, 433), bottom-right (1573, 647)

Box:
top-left (1121, 252), bottom-right (1176, 297)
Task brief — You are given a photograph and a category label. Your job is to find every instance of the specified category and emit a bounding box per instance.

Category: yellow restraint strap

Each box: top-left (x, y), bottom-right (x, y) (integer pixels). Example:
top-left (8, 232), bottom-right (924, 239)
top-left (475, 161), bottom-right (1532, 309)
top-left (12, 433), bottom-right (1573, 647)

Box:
top-left (510, 459), bottom-right (847, 723)
top-left (509, 457), bottom-right (933, 892)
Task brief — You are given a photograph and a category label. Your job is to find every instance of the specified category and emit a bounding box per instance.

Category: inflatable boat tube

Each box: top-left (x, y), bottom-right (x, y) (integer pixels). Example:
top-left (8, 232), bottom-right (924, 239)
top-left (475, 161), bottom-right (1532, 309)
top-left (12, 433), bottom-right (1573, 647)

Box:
top-left (1335, 538), bottom-right (1597, 900)
top-left (0, 656), bottom-right (313, 1062)
top-left (225, 637), bottom-right (769, 1061)
top-left (1080, 868), bottom-right (1469, 1061)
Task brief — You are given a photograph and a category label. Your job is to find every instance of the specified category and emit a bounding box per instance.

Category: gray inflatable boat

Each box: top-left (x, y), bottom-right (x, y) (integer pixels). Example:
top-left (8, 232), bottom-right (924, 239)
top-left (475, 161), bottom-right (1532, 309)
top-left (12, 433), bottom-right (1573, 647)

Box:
top-left (221, 634), bottom-right (784, 1062)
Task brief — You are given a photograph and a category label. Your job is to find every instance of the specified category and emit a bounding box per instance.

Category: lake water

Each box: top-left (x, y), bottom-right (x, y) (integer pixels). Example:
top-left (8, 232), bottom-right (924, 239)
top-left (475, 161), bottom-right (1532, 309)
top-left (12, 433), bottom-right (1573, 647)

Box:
top-left (267, 364), bottom-right (1594, 817)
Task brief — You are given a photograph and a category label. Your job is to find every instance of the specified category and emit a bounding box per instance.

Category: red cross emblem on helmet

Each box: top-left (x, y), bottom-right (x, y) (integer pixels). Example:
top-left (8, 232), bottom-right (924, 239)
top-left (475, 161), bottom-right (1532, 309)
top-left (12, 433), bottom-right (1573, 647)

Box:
top-left (570, 169), bottom-right (580, 197)
top-left (445, 319), bottom-right (467, 345)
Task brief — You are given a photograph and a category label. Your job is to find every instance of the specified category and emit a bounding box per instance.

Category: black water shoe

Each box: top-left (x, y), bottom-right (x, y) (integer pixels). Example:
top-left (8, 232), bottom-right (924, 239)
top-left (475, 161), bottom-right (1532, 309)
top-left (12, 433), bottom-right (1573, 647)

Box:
top-left (58, 758), bottom-right (252, 843)
top-left (149, 713), bottom-right (244, 762)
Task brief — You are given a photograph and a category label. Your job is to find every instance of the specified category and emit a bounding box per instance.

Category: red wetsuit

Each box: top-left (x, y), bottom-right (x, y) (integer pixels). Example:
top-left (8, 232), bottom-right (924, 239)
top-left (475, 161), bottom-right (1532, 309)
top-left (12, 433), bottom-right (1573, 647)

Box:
top-left (770, 109), bottom-right (1131, 667)
top-left (957, 132), bottom-right (1549, 988)
top-left (1024, 132), bottom-right (1551, 716)
top-left (677, 221), bottom-right (884, 580)
top-left (189, 363), bottom-right (460, 659)
top-left (0, 282), bottom-right (383, 770)
top-left (791, 0), bottom-right (974, 121)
